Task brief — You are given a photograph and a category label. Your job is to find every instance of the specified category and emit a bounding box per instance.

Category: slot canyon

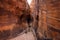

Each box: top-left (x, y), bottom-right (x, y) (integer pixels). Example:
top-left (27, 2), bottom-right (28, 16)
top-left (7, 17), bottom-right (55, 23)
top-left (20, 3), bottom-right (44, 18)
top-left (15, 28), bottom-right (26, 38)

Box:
top-left (0, 0), bottom-right (60, 40)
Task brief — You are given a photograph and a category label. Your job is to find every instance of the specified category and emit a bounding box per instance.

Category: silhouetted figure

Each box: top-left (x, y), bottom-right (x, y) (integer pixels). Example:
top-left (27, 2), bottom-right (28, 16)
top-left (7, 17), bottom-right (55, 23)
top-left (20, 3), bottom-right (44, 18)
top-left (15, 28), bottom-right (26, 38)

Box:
top-left (19, 13), bottom-right (33, 26)
top-left (26, 14), bottom-right (33, 24)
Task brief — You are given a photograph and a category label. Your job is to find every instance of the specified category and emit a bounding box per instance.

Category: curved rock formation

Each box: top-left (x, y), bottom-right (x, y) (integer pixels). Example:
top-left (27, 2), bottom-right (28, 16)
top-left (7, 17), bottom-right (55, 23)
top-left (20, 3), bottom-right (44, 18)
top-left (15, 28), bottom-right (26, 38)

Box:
top-left (0, 0), bottom-right (32, 40)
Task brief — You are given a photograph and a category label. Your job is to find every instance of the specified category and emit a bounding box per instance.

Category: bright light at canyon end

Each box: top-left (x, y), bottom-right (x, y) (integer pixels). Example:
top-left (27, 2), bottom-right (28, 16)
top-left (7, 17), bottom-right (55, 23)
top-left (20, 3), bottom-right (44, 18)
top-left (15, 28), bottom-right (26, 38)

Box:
top-left (27, 0), bottom-right (32, 5)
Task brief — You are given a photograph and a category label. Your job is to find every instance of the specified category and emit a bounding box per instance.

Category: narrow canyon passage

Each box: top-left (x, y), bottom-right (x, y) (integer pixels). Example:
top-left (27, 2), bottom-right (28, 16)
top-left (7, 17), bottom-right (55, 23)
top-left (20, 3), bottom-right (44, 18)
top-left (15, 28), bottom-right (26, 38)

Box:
top-left (0, 0), bottom-right (60, 40)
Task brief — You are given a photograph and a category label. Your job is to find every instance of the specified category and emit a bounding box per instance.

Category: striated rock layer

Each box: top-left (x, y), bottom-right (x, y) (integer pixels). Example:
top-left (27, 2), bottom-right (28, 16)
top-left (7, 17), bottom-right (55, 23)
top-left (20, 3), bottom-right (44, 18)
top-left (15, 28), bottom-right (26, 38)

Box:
top-left (30, 0), bottom-right (60, 40)
top-left (0, 0), bottom-right (33, 40)
top-left (37, 0), bottom-right (60, 40)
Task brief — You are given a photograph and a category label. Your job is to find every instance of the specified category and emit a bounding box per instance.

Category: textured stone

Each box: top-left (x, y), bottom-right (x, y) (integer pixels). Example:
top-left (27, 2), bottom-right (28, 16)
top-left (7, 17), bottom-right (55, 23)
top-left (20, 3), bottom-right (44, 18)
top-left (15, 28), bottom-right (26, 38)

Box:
top-left (0, 0), bottom-right (30, 40)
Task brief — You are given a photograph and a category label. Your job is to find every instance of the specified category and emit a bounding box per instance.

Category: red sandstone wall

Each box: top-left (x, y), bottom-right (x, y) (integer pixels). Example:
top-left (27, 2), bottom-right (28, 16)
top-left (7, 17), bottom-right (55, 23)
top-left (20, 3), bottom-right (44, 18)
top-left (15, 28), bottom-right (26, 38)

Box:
top-left (31, 0), bottom-right (60, 40)
top-left (38, 0), bottom-right (60, 40)
top-left (0, 0), bottom-right (31, 40)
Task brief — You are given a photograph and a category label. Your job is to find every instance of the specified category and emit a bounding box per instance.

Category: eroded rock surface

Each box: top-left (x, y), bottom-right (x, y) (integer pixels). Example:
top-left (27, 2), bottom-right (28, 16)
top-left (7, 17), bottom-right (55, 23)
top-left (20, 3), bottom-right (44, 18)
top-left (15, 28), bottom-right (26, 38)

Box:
top-left (0, 0), bottom-right (32, 40)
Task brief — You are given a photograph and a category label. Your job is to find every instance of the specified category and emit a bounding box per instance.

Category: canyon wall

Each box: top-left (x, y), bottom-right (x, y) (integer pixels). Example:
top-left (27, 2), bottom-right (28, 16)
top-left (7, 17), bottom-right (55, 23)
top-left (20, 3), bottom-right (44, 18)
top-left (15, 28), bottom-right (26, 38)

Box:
top-left (31, 0), bottom-right (60, 40)
top-left (0, 0), bottom-right (31, 40)
top-left (0, 0), bottom-right (60, 40)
